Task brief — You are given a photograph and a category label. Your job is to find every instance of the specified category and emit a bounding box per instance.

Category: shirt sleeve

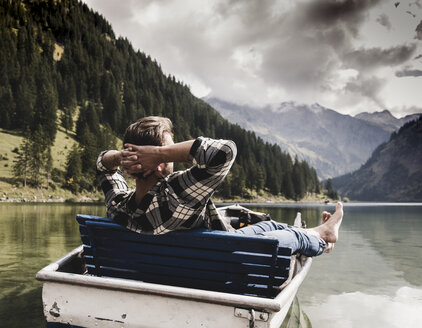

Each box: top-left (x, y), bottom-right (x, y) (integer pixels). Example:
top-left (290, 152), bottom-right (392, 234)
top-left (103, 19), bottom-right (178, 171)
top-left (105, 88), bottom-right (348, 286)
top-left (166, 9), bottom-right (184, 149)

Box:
top-left (96, 151), bottom-right (136, 223)
top-left (167, 137), bottom-right (237, 207)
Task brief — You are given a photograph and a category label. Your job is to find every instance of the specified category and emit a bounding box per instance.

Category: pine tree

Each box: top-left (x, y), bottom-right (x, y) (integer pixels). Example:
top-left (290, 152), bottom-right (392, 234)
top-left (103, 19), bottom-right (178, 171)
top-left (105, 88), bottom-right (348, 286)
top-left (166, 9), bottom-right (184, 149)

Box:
top-left (44, 147), bottom-right (53, 190)
top-left (218, 173), bottom-right (232, 199)
top-left (13, 128), bottom-right (52, 187)
top-left (28, 129), bottom-right (49, 187)
top-left (0, 82), bottom-right (14, 129)
top-left (13, 71), bottom-right (36, 129)
top-left (325, 179), bottom-right (339, 200)
top-left (60, 107), bottom-right (74, 133)
top-left (85, 102), bottom-right (100, 132)
top-left (292, 157), bottom-right (306, 200)
top-left (230, 164), bottom-right (246, 197)
top-left (13, 136), bottom-right (31, 187)
top-left (279, 153), bottom-right (293, 198)
top-left (282, 173), bottom-right (294, 199)
top-left (32, 71), bottom-right (58, 145)
top-left (65, 144), bottom-right (82, 193)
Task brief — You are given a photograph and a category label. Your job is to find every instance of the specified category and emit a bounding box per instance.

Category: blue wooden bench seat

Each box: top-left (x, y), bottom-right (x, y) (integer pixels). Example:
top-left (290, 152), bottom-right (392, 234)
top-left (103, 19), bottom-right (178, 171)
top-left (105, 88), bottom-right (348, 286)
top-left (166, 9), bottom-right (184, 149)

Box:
top-left (76, 214), bottom-right (292, 299)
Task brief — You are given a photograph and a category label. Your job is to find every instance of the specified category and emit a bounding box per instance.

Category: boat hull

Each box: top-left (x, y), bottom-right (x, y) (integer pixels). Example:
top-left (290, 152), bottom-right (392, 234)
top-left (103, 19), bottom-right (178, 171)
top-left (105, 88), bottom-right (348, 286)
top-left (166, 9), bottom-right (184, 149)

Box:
top-left (37, 246), bottom-right (312, 328)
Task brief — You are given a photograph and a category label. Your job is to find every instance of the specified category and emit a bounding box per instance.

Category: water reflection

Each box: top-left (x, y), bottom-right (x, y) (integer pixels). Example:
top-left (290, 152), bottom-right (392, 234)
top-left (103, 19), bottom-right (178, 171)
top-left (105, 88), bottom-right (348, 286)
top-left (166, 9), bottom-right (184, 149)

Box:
top-left (246, 203), bottom-right (422, 328)
top-left (342, 206), bottom-right (422, 286)
top-left (303, 286), bottom-right (422, 328)
top-left (248, 203), bottom-right (422, 287)
top-left (0, 203), bottom-right (105, 328)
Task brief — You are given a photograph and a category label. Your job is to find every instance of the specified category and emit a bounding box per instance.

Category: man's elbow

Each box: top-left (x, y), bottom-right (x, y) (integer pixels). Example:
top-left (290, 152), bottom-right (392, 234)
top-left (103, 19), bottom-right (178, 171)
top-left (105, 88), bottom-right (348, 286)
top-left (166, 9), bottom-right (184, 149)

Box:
top-left (226, 140), bottom-right (237, 162)
top-left (208, 141), bottom-right (236, 167)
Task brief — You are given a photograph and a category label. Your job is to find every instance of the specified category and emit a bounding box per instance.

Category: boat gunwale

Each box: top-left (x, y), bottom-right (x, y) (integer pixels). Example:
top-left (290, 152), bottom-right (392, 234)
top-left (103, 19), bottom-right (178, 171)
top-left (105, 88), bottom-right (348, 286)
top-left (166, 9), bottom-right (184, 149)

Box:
top-left (36, 245), bottom-right (312, 313)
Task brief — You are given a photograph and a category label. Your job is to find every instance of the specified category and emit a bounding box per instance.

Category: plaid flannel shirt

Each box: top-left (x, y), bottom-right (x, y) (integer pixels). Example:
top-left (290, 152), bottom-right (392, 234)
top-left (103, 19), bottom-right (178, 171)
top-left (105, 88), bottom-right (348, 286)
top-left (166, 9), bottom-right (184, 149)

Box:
top-left (97, 137), bottom-right (237, 235)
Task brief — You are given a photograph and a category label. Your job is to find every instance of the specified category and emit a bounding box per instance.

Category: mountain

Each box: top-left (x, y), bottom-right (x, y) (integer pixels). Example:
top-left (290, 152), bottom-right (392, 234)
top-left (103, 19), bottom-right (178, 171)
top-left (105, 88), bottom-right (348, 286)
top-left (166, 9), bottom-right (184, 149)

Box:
top-left (355, 110), bottom-right (420, 133)
top-left (332, 116), bottom-right (422, 201)
top-left (205, 98), bottom-right (411, 179)
top-left (0, 0), bottom-right (320, 200)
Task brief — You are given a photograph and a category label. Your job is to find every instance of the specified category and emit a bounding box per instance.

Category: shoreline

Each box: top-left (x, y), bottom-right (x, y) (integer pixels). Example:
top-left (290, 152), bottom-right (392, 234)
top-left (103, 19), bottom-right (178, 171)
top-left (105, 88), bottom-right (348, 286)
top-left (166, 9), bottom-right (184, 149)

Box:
top-left (0, 191), bottom-right (330, 204)
top-left (1, 196), bottom-right (421, 206)
top-left (1, 182), bottom-right (331, 204)
top-left (0, 195), bottom-right (104, 204)
top-left (0, 193), bottom-right (330, 204)
top-left (2, 186), bottom-right (421, 205)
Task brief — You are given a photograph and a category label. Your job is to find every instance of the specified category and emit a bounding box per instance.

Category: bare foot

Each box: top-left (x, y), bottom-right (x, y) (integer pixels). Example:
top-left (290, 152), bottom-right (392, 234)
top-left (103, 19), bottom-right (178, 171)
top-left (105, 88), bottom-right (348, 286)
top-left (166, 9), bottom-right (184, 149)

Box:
top-left (308, 202), bottom-right (344, 244)
top-left (321, 211), bottom-right (334, 252)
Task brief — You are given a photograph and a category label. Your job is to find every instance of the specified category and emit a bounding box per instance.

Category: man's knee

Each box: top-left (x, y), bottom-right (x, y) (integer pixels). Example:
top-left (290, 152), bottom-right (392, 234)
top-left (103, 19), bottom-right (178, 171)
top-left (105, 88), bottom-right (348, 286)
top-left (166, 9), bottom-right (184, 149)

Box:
top-left (236, 220), bottom-right (287, 235)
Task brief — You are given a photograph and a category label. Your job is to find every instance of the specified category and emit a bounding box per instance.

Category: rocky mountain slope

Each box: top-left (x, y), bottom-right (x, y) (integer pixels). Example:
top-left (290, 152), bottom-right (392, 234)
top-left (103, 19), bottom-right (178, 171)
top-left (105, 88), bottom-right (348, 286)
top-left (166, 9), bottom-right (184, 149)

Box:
top-left (332, 116), bottom-right (422, 201)
top-left (206, 98), bottom-right (420, 179)
top-left (355, 109), bottom-right (418, 133)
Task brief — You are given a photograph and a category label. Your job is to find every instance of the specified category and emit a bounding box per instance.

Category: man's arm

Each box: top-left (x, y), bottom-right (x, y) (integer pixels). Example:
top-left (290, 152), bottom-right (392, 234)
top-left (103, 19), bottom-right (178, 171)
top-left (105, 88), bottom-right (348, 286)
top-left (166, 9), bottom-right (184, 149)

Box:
top-left (185, 137), bottom-right (237, 199)
top-left (101, 150), bottom-right (123, 171)
top-left (96, 151), bottom-right (133, 222)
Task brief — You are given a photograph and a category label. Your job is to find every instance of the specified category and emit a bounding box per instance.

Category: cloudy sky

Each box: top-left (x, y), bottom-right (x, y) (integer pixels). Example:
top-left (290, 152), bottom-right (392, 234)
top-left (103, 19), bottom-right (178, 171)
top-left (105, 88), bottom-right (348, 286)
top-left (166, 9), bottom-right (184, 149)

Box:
top-left (82, 0), bottom-right (422, 118)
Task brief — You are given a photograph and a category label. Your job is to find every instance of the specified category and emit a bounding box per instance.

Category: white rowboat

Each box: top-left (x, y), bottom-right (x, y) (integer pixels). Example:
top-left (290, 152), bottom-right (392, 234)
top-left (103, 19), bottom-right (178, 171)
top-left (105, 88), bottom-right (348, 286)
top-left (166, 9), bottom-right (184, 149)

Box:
top-left (36, 207), bottom-right (312, 328)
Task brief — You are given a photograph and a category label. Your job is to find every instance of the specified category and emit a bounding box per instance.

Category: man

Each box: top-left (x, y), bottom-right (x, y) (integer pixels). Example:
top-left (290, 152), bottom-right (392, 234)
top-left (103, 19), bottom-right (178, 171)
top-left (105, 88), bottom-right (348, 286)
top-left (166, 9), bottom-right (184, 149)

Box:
top-left (97, 116), bottom-right (343, 257)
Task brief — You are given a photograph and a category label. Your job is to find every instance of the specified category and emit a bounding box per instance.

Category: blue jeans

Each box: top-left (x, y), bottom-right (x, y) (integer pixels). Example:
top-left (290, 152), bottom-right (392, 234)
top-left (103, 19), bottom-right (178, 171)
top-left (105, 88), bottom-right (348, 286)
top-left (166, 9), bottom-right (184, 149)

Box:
top-left (235, 220), bottom-right (326, 256)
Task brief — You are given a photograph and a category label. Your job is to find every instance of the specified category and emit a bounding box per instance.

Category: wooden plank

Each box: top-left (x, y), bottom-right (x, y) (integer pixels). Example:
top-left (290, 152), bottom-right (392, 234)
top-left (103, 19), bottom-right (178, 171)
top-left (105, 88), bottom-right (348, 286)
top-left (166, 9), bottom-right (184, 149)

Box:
top-left (93, 259), bottom-right (275, 286)
top-left (86, 228), bottom-right (279, 255)
top-left (84, 220), bottom-right (278, 244)
top-left (277, 247), bottom-right (293, 256)
top-left (77, 215), bottom-right (114, 224)
top-left (89, 238), bottom-right (276, 266)
top-left (83, 251), bottom-right (288, 283)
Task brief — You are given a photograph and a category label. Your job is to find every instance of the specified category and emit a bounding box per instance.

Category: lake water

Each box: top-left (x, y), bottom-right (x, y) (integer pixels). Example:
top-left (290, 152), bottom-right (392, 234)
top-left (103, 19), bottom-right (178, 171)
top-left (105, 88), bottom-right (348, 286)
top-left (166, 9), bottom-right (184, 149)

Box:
top-left (0, 203), bottom-right (421, 328)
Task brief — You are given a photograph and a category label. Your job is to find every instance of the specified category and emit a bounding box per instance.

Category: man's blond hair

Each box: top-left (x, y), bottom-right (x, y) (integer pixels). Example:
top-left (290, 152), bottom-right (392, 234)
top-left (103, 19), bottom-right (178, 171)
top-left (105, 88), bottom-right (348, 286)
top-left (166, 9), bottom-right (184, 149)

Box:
top-left (123, 116), bottom-right (173, 147)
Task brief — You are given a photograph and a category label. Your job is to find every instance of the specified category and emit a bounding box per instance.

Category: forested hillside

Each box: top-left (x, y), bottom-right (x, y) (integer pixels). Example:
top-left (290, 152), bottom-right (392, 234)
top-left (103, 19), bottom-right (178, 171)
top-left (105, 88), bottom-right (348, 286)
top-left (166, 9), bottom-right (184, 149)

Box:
top-left (0, 0), bottom-right (322, 200)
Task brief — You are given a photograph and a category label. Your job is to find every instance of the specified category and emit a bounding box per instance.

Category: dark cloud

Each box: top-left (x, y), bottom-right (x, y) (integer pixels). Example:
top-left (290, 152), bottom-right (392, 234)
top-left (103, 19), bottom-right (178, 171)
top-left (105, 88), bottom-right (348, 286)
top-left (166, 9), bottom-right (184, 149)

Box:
top-left (416, 20), bottom-right (422, 40)
top-left (259, 0), bottom-right (383, 91)
top-left (410, 0), bottom-right (422, 9)
top-left (300, 0), bottom-right (382, 36)
top-left (376, 14), bottom-right (392, 30)
top-left (302, 0), bottom-right (380, 25)
top-left (395, 68), bottom-right (422, 77)
top-left (343, 44), bottom-right (417, 70)
top-left (415, 54), bottom-right (422, 59)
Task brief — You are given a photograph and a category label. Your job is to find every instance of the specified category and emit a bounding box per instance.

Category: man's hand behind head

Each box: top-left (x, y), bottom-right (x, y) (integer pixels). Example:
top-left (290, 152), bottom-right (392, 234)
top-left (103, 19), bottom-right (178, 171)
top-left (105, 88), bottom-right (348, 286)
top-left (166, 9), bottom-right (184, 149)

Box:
top-left (121, 144), bottom-right (164, 179)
